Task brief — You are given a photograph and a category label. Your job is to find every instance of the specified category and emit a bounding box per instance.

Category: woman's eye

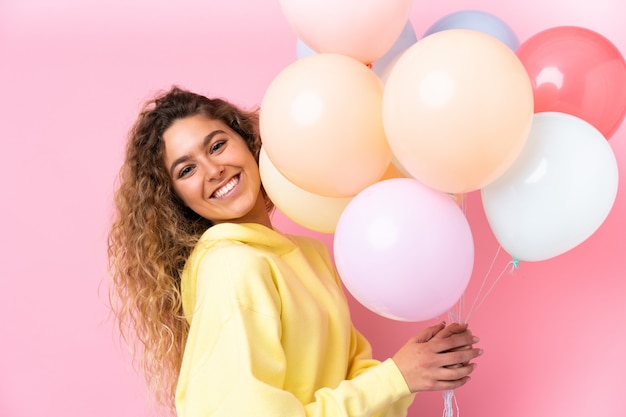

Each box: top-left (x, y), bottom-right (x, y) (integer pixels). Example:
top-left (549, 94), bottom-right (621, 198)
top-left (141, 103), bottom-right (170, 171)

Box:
top-left (178, 165), bottom-right (194, 178)
top-left (210, 140), bottom-right (226, 154)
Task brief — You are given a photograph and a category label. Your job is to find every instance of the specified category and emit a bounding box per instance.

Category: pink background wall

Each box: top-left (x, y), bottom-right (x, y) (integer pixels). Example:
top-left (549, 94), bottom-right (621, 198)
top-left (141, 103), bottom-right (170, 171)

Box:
top-left (1, 1), bottom-right (624, 416)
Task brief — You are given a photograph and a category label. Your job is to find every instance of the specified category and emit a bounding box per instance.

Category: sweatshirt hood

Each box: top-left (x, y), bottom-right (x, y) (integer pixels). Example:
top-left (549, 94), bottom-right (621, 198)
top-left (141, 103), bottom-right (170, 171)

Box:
top-left (196, 222), bottom-right (297, 255)
top-left (180, 223), bottom-right (297, 319)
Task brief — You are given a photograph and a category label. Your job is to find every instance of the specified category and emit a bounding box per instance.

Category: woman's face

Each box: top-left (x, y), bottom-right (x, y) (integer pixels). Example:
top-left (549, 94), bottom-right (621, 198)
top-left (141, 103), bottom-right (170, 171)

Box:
top-left (163, 114), bottom-right (270, 226)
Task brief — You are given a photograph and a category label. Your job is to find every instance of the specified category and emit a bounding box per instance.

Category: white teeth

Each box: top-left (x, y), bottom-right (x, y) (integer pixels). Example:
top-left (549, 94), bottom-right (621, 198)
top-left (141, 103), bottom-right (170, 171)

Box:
top-left (212, 176), bottom-right (239, 198)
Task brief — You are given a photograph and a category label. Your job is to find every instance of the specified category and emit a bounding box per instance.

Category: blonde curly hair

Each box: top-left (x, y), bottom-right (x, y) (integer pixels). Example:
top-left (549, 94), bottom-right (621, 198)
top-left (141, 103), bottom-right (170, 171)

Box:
top-left (107, 86), bottom-right (263, 412)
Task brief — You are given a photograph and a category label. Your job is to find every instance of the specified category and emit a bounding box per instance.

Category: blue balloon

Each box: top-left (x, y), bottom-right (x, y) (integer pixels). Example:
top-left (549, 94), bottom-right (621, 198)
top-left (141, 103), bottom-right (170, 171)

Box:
top-left (296, 20), bottom-right (417, 77)
top-left (423, 10), bottom-right (520, 51)
top-left (296, 38), bottom-right (316, 60)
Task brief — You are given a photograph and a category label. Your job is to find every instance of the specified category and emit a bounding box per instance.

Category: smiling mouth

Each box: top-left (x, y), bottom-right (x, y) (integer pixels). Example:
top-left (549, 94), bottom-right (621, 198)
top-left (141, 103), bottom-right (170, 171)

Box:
top-left (211, 175), bottom-right (240, 199)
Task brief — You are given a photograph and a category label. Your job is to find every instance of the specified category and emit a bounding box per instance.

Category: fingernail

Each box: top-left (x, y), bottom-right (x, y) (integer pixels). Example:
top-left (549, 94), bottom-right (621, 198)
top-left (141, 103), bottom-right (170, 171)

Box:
top-left (472, 336), bottom-right (480, 343)
top-left (477, 349), bottom-right (484, 356)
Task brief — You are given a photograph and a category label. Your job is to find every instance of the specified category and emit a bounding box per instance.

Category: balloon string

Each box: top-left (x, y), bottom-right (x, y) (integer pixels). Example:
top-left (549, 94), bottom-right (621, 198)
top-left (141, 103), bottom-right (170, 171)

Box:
top-left (463, 245), bottom-right (502, 322)
top-left (448, 193), bottom-right (468, 324)
top-left (445, 287), bottom-right (464, 324)
top-left (465, 252), bottom-right (519, 323)
top-left (439, 247), bottom-right (515, 417)
top-left (442, 389), bottom-right (460, 417)
top-left (439, 196), bottom-right (464, 417)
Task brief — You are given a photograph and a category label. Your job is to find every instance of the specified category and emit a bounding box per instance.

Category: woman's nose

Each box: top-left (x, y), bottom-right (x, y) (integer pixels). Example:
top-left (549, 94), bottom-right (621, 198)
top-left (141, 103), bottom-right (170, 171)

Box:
top-left (202, 159), bottom-right (224, 181)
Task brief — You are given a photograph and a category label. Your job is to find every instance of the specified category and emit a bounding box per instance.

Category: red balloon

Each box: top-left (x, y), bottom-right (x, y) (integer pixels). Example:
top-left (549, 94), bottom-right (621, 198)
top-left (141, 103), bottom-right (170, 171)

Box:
top-left (517, 26), bottom-right (626, 139)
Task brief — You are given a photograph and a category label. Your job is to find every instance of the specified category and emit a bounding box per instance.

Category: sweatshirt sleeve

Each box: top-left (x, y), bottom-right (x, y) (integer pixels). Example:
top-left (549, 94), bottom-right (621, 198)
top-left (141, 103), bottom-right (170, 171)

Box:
top-left (343, 324), bottom-right (415, 417)
top-left (324, 241), bottom-right (416, 417)
top-left (175, 245), bottom-right (414, 417)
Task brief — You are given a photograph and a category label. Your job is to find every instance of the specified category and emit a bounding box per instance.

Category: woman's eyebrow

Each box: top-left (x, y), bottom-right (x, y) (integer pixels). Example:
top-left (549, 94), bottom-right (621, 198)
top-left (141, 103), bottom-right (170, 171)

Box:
top-left (169, 129), bottom-right (226, 176)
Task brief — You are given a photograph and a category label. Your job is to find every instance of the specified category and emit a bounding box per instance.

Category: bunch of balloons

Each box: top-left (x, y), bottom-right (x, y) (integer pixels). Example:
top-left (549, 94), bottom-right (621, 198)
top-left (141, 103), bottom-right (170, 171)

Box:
top-left (259, 1), bottom-right (626, 321)
top-left (483, 26), bottom-right (624, 262)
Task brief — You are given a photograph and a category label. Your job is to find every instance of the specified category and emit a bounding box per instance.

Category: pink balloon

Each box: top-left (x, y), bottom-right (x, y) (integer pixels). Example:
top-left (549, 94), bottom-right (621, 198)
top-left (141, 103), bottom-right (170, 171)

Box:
top-left (517, 26), bottom-right (626, 139)
top-left (279, 0), bottom-right (412, 64)
top-left (333, 178), bottom-right (474, 322)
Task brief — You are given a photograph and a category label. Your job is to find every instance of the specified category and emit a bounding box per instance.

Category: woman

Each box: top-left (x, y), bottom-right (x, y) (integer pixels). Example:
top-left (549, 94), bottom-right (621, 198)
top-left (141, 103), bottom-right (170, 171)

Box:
top-left (108, 86), bottom-right (482, 416)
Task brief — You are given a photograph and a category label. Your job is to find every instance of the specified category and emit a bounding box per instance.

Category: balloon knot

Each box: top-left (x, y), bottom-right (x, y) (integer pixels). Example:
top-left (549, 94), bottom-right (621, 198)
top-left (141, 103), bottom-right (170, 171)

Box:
top-left (365, 62), bottom-right (373, 69)
top-left (508, 258), bottom-right (519, 270)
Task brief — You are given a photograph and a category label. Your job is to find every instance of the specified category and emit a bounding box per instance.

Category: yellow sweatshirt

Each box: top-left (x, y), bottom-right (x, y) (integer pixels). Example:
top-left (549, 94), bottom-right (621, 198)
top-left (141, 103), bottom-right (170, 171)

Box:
top-left (175, 223), bottom-right (414, 417)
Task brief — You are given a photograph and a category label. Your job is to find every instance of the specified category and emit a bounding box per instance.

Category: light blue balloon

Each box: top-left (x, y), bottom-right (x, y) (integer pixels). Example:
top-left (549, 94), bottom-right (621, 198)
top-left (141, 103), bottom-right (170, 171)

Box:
top-left (296, 20), bottom-right (417, 77)
top-left (296, 38), bottom-right (316, 60)
top-left (423, 10), bottom-right (520, 51)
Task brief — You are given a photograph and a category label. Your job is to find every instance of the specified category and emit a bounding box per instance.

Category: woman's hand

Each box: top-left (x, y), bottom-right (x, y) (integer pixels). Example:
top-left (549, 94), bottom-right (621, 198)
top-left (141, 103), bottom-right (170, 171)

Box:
top-left (391, 322), bottom-right (483, 393)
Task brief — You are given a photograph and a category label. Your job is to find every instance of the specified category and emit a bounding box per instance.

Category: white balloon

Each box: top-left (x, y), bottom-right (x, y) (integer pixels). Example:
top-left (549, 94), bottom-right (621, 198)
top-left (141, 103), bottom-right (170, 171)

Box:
top-left (481, 112), bottom-right (618, 262)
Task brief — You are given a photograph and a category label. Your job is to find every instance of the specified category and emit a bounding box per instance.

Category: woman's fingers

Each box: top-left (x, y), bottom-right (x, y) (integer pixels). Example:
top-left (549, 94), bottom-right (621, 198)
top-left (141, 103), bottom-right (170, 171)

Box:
top-left (412, 322), bottom-right (447, 343)
top-left (430, 332), bottom-right (479, 354)
top-left (435, 364), bottom-right (477, 388)
top-left (441, 347), bottom-right (483, 367)
top-left (419, 363), bottom-right (478, 391)
top-left (393, 323), bottom-right (483, 393)
top-left (433, 322), bottom-right (469, 339)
